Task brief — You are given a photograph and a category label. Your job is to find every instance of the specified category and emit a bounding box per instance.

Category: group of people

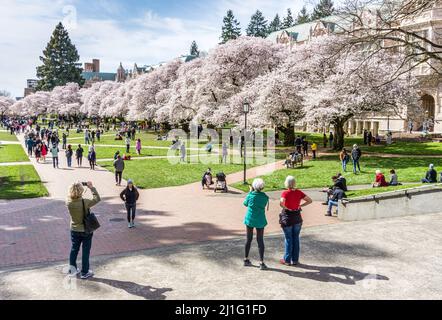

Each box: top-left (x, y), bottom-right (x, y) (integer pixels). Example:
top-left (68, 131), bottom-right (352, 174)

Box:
top-left (339, 144), bottom-right (362, 174)
top-left (242, 176), bottom-right (313, 270)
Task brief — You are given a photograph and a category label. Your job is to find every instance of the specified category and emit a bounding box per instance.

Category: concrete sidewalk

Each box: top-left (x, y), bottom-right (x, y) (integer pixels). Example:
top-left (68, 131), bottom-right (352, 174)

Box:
top-left (1, 213), bottom-right (442, 300)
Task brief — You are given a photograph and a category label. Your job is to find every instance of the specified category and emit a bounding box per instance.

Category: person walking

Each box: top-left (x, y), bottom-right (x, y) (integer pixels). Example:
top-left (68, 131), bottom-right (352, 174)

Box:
top-left (62, 132), bottom-right (68, 150)
top-left (339, 148), bottom-right (350, 172)
top-left (302, 137), bottom-right (309, 157)
top-left (96, 130), bottom-right (101, 142)
top-left (41, 142), bottom-right (48, 163)
top-left (76, 144), bottom-right (84, 167)
top-left (222, 142), bottom-right (229, 164)
top-left (322, 133), bottom-right (327, 148)
top-left (66, 145), bottom-right (73, 168)
top-left (351, 144), bottom-right (362, 174)
top-left (367, 131), bottom-right (373, 147)
top-left (329, 132), bottom-right (334, 148)
top-left (120, 180), bottom-right (140, 229)
top-left (136, 138), bottom-right (142, 156)
top-left (279, 176), bottom-right (313, 266)
top-left (180, 142), bottom-right (186, 162)
top-left (84, 129), bottom-right (90, 145)
top-left (125, 136), bottom-right (131, 154)
top-left (311, 142), bottom-right (318, 160)
top-left (66, 181), bottom-right (101, 279)
top-left (243, 178), bottom-right (269, 270)
top-left (113, 155), bottom-right (125, 186)
top-left (50, 144), bottom-right (59, 169)
top-left (88, 147), bottom-right (96, 170)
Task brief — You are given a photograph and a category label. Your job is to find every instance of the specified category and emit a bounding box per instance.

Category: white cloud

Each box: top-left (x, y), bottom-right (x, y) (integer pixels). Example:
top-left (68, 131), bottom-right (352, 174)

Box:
top-left (0, 0), bottom-right (315, 98)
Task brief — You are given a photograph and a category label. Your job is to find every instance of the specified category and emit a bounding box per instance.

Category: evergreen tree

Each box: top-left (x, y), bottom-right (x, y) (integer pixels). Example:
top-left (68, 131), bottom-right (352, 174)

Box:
top-left (268, 14), bottom-right (282, 34)
top-left (190, 41), bottom-right (200, 57)
top-left (282, 8), bottom-right (295, 29)
top-left (311, 0), bottom-right (335, 20)
top-left (295, 6), bottom-right (311, 25)
top-left (36, 22), bottom-right (84, 91)
top-left (246, 10), bottom-right (268, 38)
top-left (220, 10), bottom-right (242, 44)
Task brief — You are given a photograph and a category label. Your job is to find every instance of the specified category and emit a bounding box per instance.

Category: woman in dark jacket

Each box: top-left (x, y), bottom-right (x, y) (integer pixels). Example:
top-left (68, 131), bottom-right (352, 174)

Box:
top-left (120, 180), bottom-right (140, 228)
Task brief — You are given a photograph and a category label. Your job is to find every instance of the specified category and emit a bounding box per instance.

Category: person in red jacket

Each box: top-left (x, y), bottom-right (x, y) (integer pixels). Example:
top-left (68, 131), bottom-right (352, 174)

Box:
top-left (373, 170), bottom-right (389, 188)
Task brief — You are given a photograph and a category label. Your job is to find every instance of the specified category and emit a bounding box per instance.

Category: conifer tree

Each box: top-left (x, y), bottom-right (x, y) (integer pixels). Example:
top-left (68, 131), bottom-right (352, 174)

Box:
top-left (220, 10), bottom-right (242, 44)
top-left (36, 22), bottom-right (84, 91)
top-left (246, 10), bottom-right (268, 38)
top-left (282, 8), bottom-right (295, 29)
top-left (268, 14), bottom-right (282, 34)
top-left (295, 6), bottom-right (311, 25)
top-left (311, 0), bottom-right (335, 20)
top-left (190, 41), bottom-right (200, 57)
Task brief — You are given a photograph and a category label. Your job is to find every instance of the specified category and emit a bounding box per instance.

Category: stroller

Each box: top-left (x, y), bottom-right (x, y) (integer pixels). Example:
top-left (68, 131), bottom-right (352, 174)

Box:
top-left (214, 172), bottom-right (228, 193)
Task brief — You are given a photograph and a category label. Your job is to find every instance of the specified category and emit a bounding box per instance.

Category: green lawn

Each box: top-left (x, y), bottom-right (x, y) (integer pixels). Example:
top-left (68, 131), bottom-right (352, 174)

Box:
top-left (0, 145), bottom-right (29, 163)
top-left (101, 157), bottom-right (263, 189)
top-left (0, 132), bottom-right (18, 142)
top-left (297, 132), bottom-right (442, 156)
top-left (0, 165), bottom-right (48, 199)
top-left (231, 156), bottom-right (439, 192)
top-left (346, 184), bottom-right (425, 198)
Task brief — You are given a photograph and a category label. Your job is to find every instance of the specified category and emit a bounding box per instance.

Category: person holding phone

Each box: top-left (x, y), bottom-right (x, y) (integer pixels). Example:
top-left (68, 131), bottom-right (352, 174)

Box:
top-left (66, 181), bottom-right (101, 279)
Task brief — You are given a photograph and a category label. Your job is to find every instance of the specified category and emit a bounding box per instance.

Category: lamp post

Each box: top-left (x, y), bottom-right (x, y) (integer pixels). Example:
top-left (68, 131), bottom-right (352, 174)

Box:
top-left (243, 102), bottom-right (250, 185)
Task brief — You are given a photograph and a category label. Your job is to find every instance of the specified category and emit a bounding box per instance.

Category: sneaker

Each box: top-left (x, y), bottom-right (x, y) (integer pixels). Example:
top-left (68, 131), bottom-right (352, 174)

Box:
top-left (325, 213), bottom-right (332, 217)
top-left (279, 259), bottom-right (290, 266)
top-left (243, 259), bottom-right (252, 267)
top-left (291, 261), bottom-right (300, 266)
top-left (66, 266), bottom-right (79, 277)
top-left (128, 223), bottom-right (132, 228)
top-left (259, 263), bottom-right (268, 271)
top-left (80, 271), bottom-right (94, 280)
top-left (131, 222), bottom-right (135, 228)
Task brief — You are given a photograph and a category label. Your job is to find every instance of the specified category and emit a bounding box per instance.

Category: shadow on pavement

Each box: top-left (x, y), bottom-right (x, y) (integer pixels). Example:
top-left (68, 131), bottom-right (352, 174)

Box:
top-left (266, 264), bottom-right (389, 285)
top-left (89, 277), bottom-right (172, 300)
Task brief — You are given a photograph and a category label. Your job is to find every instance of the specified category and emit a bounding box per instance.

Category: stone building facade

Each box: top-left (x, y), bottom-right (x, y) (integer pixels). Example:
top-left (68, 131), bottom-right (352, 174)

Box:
top-left (268, 3), bottom-right (442, 134)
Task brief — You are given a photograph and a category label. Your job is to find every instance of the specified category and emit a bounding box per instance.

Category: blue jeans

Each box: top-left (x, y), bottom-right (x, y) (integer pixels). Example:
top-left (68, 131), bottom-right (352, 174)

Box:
top-left (67, 156), bottom-right (72, 167)
top-left (342, 160), bottom-right (347, 172)
top-left (282, 224), bottom-right (302, 264)
top-left (353, 159), bottom-right (361, 173)
top-left (69, 231), bottom-right (93, 275)
top-left (126, 203), bottom-right (136, 223)
top-left (327, 200), bottom-right (339, 215)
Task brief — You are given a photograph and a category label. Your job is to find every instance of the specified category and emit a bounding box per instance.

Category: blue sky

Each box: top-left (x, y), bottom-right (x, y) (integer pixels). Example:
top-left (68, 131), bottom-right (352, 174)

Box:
top-left (0, 0), bottom-right (314, 97)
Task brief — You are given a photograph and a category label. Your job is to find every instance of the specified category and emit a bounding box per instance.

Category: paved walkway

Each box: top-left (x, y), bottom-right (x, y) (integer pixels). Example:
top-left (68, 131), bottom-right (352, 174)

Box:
top-left (0, 134), bottom-right (337, 268)
top-left (1, 213), bottom-right (442, 300)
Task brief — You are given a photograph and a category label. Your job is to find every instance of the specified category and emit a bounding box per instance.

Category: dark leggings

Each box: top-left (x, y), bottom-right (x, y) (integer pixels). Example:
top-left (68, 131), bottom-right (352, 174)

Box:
top-left (126, 204), bottom-right (136, 222)
top-left (245, 226), bottom-right (265, 262)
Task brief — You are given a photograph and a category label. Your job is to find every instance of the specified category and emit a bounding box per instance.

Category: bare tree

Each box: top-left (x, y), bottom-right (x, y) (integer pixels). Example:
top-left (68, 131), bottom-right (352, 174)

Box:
top-left (335, 0), bottom-right (442, 78)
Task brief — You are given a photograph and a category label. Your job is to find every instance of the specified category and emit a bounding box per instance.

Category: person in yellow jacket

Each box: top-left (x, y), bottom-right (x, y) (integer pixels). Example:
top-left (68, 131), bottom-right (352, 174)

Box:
top-left (311, 143), bottom-right (318, 159)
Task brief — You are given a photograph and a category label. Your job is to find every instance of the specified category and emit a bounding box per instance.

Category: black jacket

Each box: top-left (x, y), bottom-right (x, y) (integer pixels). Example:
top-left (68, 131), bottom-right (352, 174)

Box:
top-left (120, 187), bottom-right (140, 204)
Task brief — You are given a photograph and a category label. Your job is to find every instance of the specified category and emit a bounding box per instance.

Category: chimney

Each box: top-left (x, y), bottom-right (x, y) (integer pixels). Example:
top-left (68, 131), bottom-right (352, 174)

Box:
top-left (92, 59), bottom-right (100, 72)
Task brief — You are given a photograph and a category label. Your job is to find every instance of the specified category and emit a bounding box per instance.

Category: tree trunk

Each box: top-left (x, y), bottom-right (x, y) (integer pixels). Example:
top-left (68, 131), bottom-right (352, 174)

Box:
top-left (333, 121), bottom-right (345, 151)
top-left (279, 125), bottom-right (295, 146)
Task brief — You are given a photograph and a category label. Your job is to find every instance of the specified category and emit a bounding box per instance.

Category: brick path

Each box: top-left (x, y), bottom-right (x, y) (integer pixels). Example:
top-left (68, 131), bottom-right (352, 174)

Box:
top-left (0, 134), bottom-right (338, 268)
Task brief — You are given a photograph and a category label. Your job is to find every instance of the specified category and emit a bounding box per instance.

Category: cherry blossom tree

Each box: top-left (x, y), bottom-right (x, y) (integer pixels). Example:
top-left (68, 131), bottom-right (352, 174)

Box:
top-left (0, 96), bottom-right (15, 118)
top-left (50, 83), bottom-right (82, 117)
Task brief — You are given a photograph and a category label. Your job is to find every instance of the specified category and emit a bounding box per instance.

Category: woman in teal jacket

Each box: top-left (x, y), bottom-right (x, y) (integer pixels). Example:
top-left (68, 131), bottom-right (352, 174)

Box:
top-left (243, 178), bottom-right (269, 270)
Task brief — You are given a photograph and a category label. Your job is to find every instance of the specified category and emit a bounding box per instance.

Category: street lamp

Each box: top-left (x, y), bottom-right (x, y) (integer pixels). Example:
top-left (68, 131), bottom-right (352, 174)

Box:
top-left (243, 102), bottom-right (250, 185)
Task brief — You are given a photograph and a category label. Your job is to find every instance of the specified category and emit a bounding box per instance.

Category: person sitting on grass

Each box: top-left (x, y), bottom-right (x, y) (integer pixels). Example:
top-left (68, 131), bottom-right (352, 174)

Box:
top-left (422, 164), bottom-right (437, 183)
top-left (373, 170), bottom-right (389, 188)
top-left (389, 169), bottom-right (401, 186)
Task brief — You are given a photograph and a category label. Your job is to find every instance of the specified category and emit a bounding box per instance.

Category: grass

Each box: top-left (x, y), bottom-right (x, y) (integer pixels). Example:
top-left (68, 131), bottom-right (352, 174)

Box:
top-left (93, 146), bottom-right (170, 160)
top-left (101, 157), bottom-right (263, 189)
top-left (0, 165), bottom-right (48, 199)
top-left (346, 184), bottom-right (424, 198)
top-left (0, 144), bottom-right (29, 163)
top-left (231, 156), bottom-right (440, 192)
top-left (297, 131), bottom-right (442, 156)
top-left (0, 132), bottom-right (18, 142)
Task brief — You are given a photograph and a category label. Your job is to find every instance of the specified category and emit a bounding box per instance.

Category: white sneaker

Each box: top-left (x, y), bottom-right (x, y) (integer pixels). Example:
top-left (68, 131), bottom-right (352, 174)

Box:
top-left (80, 271), bottom-right (94, 280)
top-left (66, 266), bottom-right (79, 277)
top-left (131, 222), bottom-right (135, 228)
top-left (128, 223), bottom-right (132, 228)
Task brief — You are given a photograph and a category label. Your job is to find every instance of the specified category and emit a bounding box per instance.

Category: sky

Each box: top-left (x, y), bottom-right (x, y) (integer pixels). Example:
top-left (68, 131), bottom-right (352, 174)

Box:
top-left (0, 0), bottom-right (316, 98)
